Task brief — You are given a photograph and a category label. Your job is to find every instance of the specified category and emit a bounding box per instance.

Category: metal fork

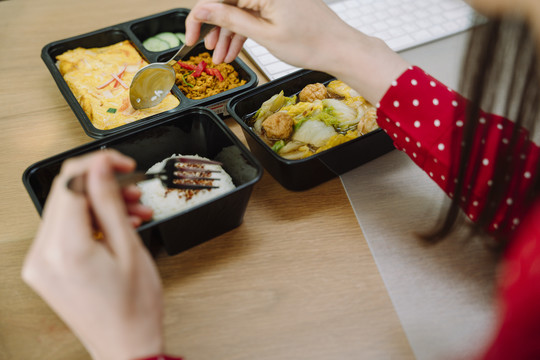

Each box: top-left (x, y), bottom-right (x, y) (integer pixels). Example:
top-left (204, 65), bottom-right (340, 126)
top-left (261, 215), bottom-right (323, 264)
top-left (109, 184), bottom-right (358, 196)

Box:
top-left (66, 157), bottom-right (222, 194)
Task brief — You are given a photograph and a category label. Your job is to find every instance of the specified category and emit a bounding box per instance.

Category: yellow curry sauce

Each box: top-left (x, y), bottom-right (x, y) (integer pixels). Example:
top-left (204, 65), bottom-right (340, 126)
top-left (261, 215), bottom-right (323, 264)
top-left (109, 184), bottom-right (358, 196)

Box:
top-left (56, 40), bottom-right (180, 130)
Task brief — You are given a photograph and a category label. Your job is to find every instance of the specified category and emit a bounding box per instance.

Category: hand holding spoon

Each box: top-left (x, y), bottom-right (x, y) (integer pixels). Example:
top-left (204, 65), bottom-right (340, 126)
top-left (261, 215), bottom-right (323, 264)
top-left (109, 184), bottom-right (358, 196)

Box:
top-left (129, 0), bottom-right (238, 110)
top-left (129, 23), bottom-right (216, 110)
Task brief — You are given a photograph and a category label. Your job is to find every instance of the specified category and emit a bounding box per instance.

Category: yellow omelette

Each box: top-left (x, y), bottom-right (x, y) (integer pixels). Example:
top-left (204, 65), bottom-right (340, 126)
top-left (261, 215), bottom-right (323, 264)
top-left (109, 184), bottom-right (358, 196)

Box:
top-left (56, 40), bottom-right (180, 130)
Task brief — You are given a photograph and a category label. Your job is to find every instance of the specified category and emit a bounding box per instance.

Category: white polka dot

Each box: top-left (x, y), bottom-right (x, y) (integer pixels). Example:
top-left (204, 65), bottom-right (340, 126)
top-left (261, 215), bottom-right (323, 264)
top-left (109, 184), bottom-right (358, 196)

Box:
top-left (454, 178), bottom-right (458, 183)
top-left (386, 117), bottom-right (391, 122)
top-left (469, 214), bottom-right (475, 220)
top-left (493, 223), bottom-right (499, 229)
top-left (502, 138), bottom-right (509, 144)
top-left (434, 158), bottom-right (438, 163)
top-left (473, 201), bottom-right (479, 207)
top-left (479, 117), bottom-right (486, 124)
top-left (408, 66), bottom-right (414, 70)
top-left (438, 143), bottom-right (445, 151)
top-left (433, 98), bottom-right (439, 106)
top-left (434, 119), bottom-right (441, 127)
top-left (376, 103), bottom-right (381, 108)
top-left (507, 198), bottom-right (513, 206)
top-left (513, 218), bottom-right (520, 225)
top-left (449, 192), bottom-right (454, 198)
top-left (392, 80), bottom-right (398, 86)
top-left (413, 99), bottom-right (419, 106)
top-left (413, 153), bottom-right (417, 158)
top-left (441, 175), bottom-right (446, 181)
top-left (461, 196), bottom-right (466, 202)
top-left (429, 172), bottom-right (434, 177)
top-left (452, 100), bottom-right (458, 107)
top-left (405, 137), bottom-right (410, 142)
top-left (497, 123), bottom-right (503, 130)
top-left (411, 79), bottom-right (418, 86)
top-left (393, 133), bottom-right (398, 138)
top-left (430, 81), bottom-right (436, 87)
top-left (456, 120), bottom-right (464, 127)
top-left (416, 141), bottom-right (422, 148)
top-left (520, 154), bottom-right (526, 160)
top-left (525, 171), bottom-right (532, 179)
top-left (393, 100), bottom-right (400, 107)
top-left (414, 121), bottom-right (421, 128)
top-left (396, 122), bottom-right (401, 127)
top-left (482, 158), bottom-right (489, 166)
top-left (488, 180), bottom-right (493, 186)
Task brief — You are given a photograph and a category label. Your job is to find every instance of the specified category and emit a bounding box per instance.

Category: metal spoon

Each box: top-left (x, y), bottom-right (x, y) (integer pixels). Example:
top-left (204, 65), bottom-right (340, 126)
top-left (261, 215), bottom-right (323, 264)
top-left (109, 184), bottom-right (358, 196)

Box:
top-left (130, 0), bottom-right (238, 110)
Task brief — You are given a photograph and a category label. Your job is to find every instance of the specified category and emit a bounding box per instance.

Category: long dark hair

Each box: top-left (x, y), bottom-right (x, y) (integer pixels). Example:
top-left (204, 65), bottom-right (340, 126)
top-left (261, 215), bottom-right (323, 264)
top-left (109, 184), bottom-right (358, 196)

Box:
top-left (424, 15), bottom-right (540, 250)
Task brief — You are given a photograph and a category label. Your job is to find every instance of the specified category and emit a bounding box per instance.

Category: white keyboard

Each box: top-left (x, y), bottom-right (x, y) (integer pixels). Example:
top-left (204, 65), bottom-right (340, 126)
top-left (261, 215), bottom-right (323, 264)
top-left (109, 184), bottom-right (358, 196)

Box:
top-left (243, 0), bottom-right (480, 80)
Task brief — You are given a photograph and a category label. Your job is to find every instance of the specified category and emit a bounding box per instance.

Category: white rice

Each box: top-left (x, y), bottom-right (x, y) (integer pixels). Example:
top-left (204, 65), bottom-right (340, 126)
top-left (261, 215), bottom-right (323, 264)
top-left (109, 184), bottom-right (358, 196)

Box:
top-left (138, 153), bottom-right (236, 221)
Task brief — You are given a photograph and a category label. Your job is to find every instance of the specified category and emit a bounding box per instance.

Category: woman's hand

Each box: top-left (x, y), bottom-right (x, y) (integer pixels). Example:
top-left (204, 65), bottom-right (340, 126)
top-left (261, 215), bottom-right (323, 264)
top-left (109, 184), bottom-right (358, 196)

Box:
top-left (22, 150), bottom-right (163, 360)
top-left (186, 0), bottom-right (348, 68)
top-left (186, 0), bottom-right (410, 104)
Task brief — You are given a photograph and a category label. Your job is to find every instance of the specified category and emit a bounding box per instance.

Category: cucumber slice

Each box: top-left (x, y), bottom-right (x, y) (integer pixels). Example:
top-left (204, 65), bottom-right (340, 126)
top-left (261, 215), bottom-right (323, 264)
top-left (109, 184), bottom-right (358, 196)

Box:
top-left (156, 32), bottom-right (180, 47)
top-left (143, 37), bottom-right (170, 52)
top-left (175, 32), bottom-right (186, 44)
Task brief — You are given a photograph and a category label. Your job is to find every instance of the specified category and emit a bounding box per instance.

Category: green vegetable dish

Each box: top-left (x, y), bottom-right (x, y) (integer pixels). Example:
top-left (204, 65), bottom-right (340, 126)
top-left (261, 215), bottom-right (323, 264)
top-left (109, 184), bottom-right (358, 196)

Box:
top-left (248, 81), bottom-right (379, 160)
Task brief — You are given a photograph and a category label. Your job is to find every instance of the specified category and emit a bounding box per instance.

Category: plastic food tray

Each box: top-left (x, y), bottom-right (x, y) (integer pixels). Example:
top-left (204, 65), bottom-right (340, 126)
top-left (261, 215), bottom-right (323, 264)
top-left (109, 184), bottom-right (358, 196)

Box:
top-left (41, 8), bottom-right (258, 139)
top-left (227, 70), bottom-right (395, 191)
top-left (23, 107), bottom-right (263, 255)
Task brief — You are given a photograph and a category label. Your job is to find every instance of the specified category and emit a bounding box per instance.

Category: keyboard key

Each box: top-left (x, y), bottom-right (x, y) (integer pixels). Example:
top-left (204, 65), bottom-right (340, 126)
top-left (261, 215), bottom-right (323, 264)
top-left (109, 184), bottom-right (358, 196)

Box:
top-left (386, 35), bottom-right (415, 51)
top-left (249, 46), bottom-right (268, 56)
top-left (441, 0), bottom-right (462, 10)
top-left (266, 61), bottom-right (298, 75)
top-left (372, 21), bottom-right (387, 32)
top-left (411, 29), bottom-right (433, 42)
top-left (258, 53), bottom-right (280, 66)
top-left (389, 27), bottom-right (406, 38)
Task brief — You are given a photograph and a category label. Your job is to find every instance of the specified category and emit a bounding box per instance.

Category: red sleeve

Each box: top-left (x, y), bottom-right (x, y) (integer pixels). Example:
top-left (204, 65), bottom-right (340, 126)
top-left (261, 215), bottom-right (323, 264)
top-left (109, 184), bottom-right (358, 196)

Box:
top-left (376, 66), bottom-right (539, 235)
top-left (479, 201), bottom-right (540, 359)
top-left (376, 66), bottom-right (540, 358)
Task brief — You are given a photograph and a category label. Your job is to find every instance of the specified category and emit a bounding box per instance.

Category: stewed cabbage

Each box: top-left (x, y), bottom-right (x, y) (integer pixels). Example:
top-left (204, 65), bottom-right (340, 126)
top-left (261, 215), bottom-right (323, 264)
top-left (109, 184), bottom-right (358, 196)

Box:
top-left (249, 80), bottom-right (378, 160)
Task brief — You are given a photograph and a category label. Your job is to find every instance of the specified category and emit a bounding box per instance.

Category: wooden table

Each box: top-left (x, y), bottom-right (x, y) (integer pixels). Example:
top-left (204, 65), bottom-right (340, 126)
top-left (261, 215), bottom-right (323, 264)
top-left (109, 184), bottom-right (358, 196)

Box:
top-left (0, 0), bottom-right (414, 358)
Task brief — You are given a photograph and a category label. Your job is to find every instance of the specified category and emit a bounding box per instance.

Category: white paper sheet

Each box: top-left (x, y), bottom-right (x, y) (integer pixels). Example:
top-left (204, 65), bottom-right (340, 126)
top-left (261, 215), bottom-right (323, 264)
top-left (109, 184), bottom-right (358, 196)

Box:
top-left (341, 149), bottom-right (499, 359)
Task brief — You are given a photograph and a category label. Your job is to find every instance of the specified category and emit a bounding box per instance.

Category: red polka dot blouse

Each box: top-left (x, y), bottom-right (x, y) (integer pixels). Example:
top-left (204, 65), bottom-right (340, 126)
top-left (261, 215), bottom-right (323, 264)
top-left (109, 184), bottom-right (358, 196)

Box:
top-left (377, 66), bottom-right (540, 359)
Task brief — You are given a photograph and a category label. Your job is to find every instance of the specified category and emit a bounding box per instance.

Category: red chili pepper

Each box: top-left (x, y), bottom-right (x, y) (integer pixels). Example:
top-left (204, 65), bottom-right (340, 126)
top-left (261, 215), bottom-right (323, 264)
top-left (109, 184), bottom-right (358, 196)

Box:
top-left (215, 69), bottom-right (224, 81)
top-left (177, 61), bottom-right (197, 71)
top-left (192, 60), bottom-right (207, 77)
top-left (205, 67), bottom-right (224, 81)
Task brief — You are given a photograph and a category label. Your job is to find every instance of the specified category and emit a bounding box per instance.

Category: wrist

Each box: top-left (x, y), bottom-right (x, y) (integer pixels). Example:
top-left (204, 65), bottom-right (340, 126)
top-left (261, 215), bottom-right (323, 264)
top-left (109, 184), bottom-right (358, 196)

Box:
top-left (89, 325), bottom-right (165, 360)
top-left (318, 28), bottom-right (410, 105)
top-left (133, 355), bottom-right (183, 360)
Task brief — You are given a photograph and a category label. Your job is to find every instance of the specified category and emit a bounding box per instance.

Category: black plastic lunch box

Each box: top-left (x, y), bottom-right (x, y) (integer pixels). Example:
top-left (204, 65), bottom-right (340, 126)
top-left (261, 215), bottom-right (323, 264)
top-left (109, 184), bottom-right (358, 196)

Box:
top-left (41, 8), bottom-right (258, 139)
top-left (227, 70), bottom-right (395, 191)
top-left (22, 107), bottom-right (263, 256)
